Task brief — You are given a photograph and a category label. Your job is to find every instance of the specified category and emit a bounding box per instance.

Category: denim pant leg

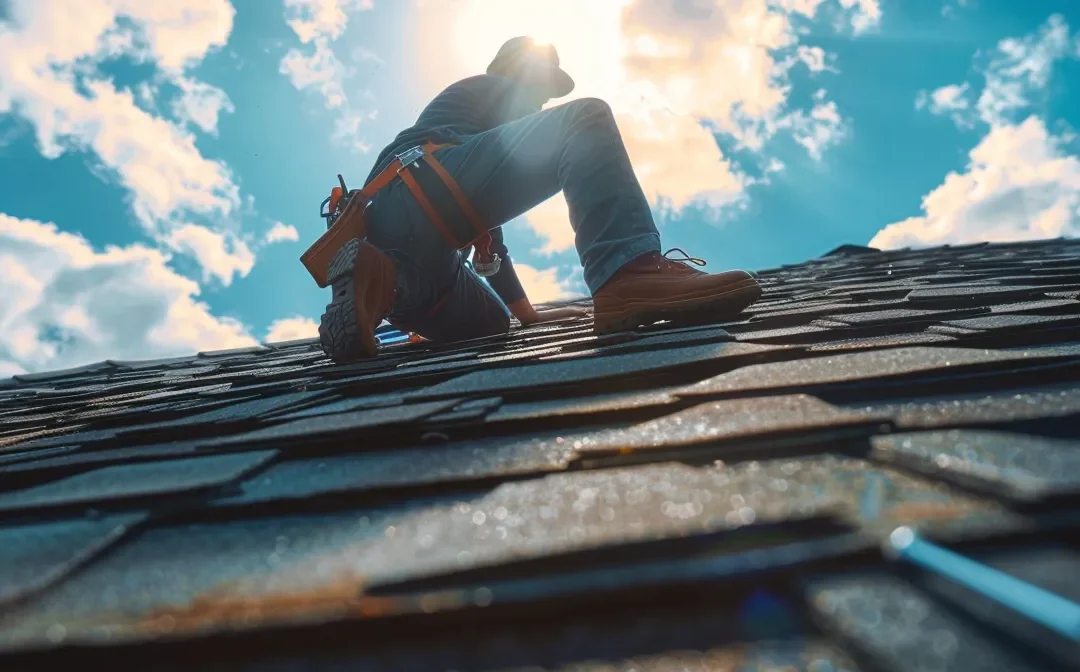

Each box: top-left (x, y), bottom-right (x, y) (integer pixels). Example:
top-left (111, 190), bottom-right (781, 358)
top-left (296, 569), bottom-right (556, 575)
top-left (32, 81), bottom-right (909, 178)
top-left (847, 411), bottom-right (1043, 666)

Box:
top-left (435, 97), bottom-right (661, 294)
top-left (364, 180), bottom-right (511, 342)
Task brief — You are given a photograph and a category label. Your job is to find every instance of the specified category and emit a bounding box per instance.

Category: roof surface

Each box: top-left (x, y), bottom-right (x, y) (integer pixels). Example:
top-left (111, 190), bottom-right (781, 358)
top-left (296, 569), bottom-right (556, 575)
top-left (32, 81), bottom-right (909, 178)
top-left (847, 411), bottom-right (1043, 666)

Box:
top-left (1, 238), bottom-right (1079, 670)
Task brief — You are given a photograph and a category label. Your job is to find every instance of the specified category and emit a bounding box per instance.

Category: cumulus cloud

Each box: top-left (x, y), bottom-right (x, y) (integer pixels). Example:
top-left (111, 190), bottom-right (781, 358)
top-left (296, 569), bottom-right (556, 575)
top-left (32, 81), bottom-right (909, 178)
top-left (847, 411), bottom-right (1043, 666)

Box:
top-left (915, 82), bottom-right (972, 128)
top-left (878, 16), bottom-right (1080, 249)
top-left (163, 224), bottom-right (255, 286)
top-left (920, 14), bottom-right (1079, 129)
top-left (0, 214), bottom-right (257, 374)
top-left (170, 76), bottom-right (235, 134)
top-left (284, 0), bottom-right (374, 44)
top-left (265, 316), bottom-right (320, 342)
top-left (513, 264), bottom-right (576, 304)
top-left (280, 0), bottom-right (378, 152)
top-left (0, 0), bottom-right (251, 285)
top-left (280, 38), bottom-right (351, 109)
top-left (870, 117), bottom-right (1080, 249)
top-left (264, 221), bottom-right (301, 244)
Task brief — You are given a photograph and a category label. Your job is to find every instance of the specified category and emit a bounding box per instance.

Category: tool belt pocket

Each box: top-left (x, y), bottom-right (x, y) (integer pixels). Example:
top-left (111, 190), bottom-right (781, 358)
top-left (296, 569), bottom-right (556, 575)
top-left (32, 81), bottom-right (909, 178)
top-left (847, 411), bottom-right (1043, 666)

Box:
top-left (301, 143), bottom-right (495, 287)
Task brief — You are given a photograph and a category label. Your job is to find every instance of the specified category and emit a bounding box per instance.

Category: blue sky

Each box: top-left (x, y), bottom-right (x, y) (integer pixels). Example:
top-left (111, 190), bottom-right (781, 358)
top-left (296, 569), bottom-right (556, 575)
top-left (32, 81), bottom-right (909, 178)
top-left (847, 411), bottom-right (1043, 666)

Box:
top-left (1, 0), bottom-right (1079, 375)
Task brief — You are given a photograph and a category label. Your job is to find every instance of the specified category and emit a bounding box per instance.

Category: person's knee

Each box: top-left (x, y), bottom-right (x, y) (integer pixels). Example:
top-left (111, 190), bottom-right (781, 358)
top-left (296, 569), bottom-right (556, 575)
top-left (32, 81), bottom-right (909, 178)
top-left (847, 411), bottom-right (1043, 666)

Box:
top-left (571, 97), bottom-right (614, 118)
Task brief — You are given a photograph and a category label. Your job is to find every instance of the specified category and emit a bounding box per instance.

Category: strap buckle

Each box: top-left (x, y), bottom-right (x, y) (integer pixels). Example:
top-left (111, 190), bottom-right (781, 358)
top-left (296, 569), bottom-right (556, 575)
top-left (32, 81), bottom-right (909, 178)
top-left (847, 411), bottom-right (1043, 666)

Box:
top-left (473, 253), bottom-right (501, 278)
top-left (395, 146), bottom-right (426, 173)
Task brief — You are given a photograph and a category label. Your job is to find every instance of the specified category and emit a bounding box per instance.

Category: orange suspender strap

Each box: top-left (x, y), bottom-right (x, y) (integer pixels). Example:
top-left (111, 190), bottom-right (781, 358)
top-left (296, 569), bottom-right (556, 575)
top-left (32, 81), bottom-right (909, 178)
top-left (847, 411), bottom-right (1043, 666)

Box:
top-left (397, 167), bottom-right (460, 249)
top-left (299, 142), bottom-right (490, 288)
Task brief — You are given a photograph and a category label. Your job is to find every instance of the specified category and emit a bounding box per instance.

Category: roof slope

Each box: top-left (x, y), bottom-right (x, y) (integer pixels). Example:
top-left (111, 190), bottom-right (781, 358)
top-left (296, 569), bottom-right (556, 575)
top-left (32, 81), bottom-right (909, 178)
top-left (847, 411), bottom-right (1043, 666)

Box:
top-left (1, 238), bottom-right (1079, 670)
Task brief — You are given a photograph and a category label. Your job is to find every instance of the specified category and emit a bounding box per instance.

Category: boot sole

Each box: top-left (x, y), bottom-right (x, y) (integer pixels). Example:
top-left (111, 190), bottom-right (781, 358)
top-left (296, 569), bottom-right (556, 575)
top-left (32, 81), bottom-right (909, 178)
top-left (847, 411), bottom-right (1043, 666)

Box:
top-left (593, 277), bottom-right (763, 334)
top-left (319, 238), bottom-right (379, 362)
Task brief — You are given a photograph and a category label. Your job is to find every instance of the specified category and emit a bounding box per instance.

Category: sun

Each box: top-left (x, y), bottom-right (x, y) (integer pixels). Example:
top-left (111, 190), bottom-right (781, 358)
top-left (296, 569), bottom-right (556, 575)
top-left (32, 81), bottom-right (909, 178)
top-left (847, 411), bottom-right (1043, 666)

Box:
top-left (414, 0), bottom-right (633, 104)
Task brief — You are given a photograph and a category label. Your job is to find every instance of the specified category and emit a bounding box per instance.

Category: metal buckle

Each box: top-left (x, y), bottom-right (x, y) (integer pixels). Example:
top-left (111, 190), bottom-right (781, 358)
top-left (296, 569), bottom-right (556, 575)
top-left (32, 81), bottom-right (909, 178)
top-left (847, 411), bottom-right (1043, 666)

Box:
top-left (395, 146), bottom-right (426, 172)
top-left (473, 253), bottom-right (502, 278)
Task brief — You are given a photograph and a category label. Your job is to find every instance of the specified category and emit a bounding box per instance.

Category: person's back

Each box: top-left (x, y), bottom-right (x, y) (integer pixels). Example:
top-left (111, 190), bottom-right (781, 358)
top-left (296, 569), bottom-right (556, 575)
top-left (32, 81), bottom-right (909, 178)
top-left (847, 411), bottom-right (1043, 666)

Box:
top-left (366, 75), bottom-right (541, 185)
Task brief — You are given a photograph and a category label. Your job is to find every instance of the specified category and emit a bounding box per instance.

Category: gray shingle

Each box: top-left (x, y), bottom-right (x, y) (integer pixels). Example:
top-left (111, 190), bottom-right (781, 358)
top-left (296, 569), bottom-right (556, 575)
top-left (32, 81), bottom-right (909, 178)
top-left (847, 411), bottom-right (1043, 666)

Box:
top-left (0, 514), bottom-right (144, 608)
top-left (0, 451), bottom-right (276, 514)
top-left (870, 430), bottom-right (1080, 500)
top-left (410, 342), bottom-right (784, 399)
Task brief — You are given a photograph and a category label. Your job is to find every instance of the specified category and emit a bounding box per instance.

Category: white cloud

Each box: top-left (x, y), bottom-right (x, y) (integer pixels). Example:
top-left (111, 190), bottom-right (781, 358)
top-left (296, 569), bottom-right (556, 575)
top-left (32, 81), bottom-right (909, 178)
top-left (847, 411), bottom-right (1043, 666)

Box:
top-left (265, 221), bottom-right (301, 244)
top-left (284, 0), bottom-right (374, 44)
top-left (280, 0), bottom-right (378, 153)
top-left (513, 264), bottom-right (575, 304)
top-left (0, 214), bottom-right (257, 374)
top-left (881, 16), bottom-right (1080, 250)
top-left (0, 0), bottom-right (252, 286)
top-left (0, 361), bottom-right (27, 378)
top-left (280, 38), bottom-right (350, 109)
top-left (793, 45), bottom-right (837, 73)
top-left (777, 91), bottom-right (847, 160)
top-left (170, 76), bottom-right (235, 134)
top-left (524, 196), bottom-right (576, 256)
top-left (976, 14), bottom-right (1075, 127)
top-left (922, 15), bottom-right (1078, 130)
top-left (265, 316), bottom-right (320, 342)
top-left (916, 82), bottom-right (972, 119)
top-left (870, 116), bottom-right (1080, 249)
top-left (839, 0), bottom-right (882, 34)
top-left (163, 224), bottom-right (255, 286)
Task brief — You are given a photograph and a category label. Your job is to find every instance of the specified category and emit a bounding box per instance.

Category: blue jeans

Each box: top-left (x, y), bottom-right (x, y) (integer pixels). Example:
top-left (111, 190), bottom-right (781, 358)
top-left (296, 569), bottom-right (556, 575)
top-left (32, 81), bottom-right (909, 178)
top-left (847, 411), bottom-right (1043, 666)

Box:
top-left (364, 97), bottom-right (661, 341)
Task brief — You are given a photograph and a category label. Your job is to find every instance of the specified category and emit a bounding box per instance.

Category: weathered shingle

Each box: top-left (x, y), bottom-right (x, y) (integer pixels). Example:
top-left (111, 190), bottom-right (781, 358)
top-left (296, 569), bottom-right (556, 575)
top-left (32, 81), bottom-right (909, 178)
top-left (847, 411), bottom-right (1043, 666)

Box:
top-left (0, 238), bottom-right (1078, 669)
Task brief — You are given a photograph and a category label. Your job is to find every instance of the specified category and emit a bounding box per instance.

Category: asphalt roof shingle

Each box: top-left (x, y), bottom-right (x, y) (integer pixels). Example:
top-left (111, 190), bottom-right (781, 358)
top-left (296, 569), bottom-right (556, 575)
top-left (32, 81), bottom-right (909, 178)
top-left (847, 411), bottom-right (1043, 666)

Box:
top-left (1, 237), bottom-right (1079, 670)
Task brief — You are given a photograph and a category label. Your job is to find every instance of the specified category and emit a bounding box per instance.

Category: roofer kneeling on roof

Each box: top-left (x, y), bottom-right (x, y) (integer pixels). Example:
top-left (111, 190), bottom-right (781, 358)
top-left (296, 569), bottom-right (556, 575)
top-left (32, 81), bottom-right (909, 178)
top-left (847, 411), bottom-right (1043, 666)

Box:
top-left (301, 36), bottom-right (764, 363)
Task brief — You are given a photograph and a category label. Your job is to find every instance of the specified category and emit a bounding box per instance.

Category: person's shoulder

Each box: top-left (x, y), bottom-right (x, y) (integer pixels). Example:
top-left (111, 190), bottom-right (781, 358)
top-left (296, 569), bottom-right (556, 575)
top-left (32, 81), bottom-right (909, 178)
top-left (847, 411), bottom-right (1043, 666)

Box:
top-left (444, 73), bottom-right (516, 93)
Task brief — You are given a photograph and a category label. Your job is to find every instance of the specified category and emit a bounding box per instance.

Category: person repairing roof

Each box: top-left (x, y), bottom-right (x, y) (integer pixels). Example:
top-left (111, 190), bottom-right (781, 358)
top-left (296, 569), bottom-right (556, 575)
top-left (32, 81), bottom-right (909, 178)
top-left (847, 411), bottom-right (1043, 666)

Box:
top-left (301, 37), bottom-right (763, 363)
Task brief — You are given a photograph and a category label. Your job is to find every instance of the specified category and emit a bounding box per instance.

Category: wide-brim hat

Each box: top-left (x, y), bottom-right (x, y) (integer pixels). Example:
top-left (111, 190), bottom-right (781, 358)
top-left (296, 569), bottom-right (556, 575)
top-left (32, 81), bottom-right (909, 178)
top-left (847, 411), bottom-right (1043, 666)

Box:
top-left (486, 36), bottom-right (575, 99)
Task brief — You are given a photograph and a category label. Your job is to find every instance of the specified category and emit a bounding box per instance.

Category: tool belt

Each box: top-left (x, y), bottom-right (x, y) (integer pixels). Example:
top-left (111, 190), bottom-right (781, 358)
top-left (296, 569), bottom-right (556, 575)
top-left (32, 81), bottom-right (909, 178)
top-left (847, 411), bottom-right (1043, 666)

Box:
top-left (300, 142), bottom-right (500, 288)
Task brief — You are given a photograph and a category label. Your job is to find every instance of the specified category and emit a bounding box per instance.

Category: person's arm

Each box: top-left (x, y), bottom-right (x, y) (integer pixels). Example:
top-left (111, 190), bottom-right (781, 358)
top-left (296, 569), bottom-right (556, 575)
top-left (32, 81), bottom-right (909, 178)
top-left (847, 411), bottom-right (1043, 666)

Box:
top-left (483, 227), bottom-right (528, 312)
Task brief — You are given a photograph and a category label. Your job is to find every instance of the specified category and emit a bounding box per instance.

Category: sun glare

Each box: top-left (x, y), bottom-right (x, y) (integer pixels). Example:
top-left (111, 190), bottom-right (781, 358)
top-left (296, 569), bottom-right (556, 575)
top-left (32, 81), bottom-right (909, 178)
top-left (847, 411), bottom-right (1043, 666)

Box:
top-left (415, 0), bottom-right (633, 104)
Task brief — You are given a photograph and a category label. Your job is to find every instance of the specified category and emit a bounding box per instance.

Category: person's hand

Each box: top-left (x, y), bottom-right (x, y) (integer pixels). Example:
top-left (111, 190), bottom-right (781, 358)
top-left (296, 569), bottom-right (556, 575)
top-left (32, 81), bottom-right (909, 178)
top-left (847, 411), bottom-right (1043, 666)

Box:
top-left (529, 305), bottom-right (591, 324)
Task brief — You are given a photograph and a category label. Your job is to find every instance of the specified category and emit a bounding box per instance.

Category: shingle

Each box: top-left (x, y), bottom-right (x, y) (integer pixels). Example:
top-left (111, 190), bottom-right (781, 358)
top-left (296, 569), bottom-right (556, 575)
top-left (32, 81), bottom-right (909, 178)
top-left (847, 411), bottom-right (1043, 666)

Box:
top-left (826, 307), bottom-right (985, 326)
top-left (0, 450), bottom-right (276, 514)
top-left (11, 361), bottom-right (116, 384)
top-left (409, 342), bottom-right (785, 399)
top-left (0, 502), bottom-right (440, 648)
top-left (906, 284), bottom-right (1049, 305)
top-left (0, 514), bottom-right (144, 608)
top-left (350, 454), bottom-right (1004, 588)
top-left (487, 389), bottom-right (677, 423)
top-left (680, 346), bottom-right (1080, 397)
top-left (0, 444), bottom-right (79, 467)
top-left (116, 390), bottom-right (330, 432)
top-left (344, 462), bottom-right (848, 587)
top-left (856, 384), bottom-right (1080, 429)
top-left (197, 345), bottom-right (271, 358)
top-left (199, 399), bottom-right (461, 447)
top-left (870, 430), bottom-right (1080, 500)
top-left (217, 436), bottom-right (576, 507)
top-left (807, 573), bottom-right (1048, 672)
top-left (807, 332), bottom-right (956, 351)
top-left (936, 313), bottom-right (1080, 332)
top-left (0, 441), bottom-right (202, 476)
top-left (268, 391), bottom-right (406, 421)
top-left (566, 394), bottom-right (888, 460)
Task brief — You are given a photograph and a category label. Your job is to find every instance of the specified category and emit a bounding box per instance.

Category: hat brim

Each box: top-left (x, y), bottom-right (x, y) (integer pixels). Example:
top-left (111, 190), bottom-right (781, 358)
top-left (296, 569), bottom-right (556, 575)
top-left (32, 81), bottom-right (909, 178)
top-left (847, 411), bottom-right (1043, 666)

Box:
top-left (548, 67), bottom-right (575, 98)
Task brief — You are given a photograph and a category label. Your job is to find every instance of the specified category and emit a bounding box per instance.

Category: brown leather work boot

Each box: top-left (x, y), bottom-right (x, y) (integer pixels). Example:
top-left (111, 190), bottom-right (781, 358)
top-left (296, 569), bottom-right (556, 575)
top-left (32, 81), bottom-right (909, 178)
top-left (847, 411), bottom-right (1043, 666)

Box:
top-left (592, 249), bottom-right (762, 334)
top-left (319, 238), bottom-right (397, 362)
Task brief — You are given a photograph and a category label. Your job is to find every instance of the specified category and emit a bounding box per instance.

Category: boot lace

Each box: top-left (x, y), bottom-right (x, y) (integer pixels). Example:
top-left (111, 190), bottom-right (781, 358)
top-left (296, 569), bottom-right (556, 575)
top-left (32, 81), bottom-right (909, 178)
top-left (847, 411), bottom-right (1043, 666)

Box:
top-left (662, 247), bottom-right (707, 268)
